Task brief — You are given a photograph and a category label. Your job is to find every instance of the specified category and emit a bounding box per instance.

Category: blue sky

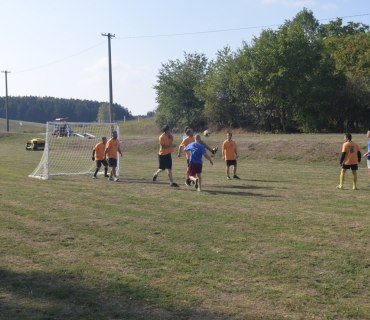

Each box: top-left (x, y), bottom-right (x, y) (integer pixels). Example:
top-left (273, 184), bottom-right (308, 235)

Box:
top-left (1, 0), bottom-right (369, 116)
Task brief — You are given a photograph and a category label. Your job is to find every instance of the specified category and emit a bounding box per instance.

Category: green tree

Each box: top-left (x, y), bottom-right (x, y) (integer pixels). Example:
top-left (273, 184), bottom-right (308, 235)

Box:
top-left (321, 19), bottom-right (370, 130)
top-left (97, 103), bottom-right (110, 122)
top-left (244, 9), bottom-right (341, 132)
top-left (154, 52), bottom-right (208, 130)
top-left (196, 47), bottom-right (253, 129)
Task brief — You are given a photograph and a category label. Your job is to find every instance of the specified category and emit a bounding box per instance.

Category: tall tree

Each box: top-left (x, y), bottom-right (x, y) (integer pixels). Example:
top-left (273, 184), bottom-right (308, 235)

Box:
top-left (154, 52), bottom-right (208, 130)
top-left (321, 19), bottom-right (370, 130)
top-left (244, 9), bottom-right (341, 132)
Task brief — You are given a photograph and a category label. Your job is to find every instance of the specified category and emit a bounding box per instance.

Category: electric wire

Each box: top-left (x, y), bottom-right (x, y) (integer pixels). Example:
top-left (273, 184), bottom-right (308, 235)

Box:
top-left (13, 41), bottom-right (106, 74)
top-left (10, 13), bottom-right (370, 74)
top-left (115, 13), bottom-right (370, 40)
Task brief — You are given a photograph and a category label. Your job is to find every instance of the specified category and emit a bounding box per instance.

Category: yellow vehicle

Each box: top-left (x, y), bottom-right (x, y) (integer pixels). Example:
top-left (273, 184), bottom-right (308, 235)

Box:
top-left (26, 138), bottom-right (45, 151)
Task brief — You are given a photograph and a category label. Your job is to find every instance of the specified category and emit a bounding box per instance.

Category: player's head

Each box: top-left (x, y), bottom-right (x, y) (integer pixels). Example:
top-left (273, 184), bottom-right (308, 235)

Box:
top-left (186, 128), bottom-right (193, 137)
top-left (162, 125), bottom-right (170, 133)
top-left (102, 136), bottom-right (107, 143)
top-left (345, 133), bottom-right (352, 141)
top-left (367, 130), bottom-right (370, 138)
top-left (194, 134), bottom-right (201, 142)
top-left (112, 131), bottom-right (118, 139)
top-left (226, 132), bottom-right (232, 140)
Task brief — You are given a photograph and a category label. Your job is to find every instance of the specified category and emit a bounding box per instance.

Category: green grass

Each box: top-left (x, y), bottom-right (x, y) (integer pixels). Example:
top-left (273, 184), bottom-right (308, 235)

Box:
top-left (0, 126), bottom-right (369, 319)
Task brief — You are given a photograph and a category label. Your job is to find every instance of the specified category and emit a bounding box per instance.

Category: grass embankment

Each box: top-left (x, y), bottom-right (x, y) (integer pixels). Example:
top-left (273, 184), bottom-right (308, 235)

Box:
top-left (0, 119), bottom-right (369, 319)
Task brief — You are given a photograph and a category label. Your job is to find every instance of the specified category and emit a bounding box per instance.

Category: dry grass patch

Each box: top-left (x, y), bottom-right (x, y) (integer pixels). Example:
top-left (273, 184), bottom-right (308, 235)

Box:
top-left (0, 131), bottom-right (369, 319)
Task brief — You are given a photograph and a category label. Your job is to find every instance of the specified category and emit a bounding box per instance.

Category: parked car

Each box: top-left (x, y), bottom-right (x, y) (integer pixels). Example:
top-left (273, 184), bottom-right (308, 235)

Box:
top-left (26, 138), bottom-right (45, 151)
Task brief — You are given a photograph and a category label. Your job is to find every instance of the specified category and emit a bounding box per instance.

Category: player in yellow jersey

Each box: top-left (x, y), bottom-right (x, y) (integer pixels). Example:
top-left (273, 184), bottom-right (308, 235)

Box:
top-left (222, 132), bottom-right (240, 180)
top-left (336, 133), bottom-right (361, 190)
top-left (92, 136), bottom-right (109, 179)
top-left (152, 125), bottom-right (179, 187)
top-left (105, 131), bottom-right (122, 182)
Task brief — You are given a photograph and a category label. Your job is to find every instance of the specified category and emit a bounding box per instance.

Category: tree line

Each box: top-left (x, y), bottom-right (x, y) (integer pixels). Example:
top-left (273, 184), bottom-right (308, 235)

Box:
top-left (154, 9), bottom-right (370, 133)
top-left (0, 96), bottom-right (133, 123)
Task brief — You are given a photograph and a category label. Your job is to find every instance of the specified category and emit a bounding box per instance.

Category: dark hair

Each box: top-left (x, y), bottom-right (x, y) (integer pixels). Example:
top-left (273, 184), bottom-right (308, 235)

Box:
top-left (162, 125), bottom-right (170, 132)
top-left (345, 133), bottom-right (352, 141)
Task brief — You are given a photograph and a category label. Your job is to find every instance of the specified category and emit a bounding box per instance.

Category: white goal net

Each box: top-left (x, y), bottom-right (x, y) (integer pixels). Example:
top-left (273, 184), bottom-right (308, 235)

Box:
top-left (29, 122), bottom-right (120, 180)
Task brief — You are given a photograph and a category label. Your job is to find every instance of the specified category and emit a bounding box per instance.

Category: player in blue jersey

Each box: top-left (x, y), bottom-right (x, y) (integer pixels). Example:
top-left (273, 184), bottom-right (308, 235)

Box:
top-left (184, 134), bottom-right (213, 191)
top-left (363, 130), bottom-right (370, 187)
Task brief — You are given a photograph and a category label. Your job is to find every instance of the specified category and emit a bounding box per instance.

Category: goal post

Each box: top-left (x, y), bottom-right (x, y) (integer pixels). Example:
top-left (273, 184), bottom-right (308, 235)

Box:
top-left (29, 122), bottom-right (120, 180)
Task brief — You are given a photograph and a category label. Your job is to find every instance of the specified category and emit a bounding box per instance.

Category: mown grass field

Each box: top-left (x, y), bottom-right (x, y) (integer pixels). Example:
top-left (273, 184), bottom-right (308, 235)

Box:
top-left (0, 119), bottom-right (369, 320)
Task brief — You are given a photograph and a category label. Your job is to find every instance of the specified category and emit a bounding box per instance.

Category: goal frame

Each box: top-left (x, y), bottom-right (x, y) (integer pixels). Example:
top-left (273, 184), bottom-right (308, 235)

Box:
top-left (29, 122), bottom-right (120, 180)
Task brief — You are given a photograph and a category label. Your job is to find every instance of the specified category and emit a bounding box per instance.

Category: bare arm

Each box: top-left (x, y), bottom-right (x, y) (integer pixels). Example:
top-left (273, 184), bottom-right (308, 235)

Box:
top-left (201, 140), bottom-right (212, 153)
top-left (204, 153), bottom-right (213, 165)
top-left (178, 145), bottom-right (183, 157)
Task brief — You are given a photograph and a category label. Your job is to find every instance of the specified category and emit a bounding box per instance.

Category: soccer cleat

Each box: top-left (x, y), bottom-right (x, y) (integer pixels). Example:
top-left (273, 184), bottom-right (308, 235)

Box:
top-left (170, 182), bottom-right (179, 187)
top-left (227, 176), bottom-right (231, 180)
top-left (114, 177), bottom-right (120, 182)
top-left (108, 176), bottom-right (114, 181)
top-left (194, 178), bottom-right (199, 189)
top-left (336, 185), bottom-right (343, 189)
top-left (185, 178), bottom-right (191, 186)
top-left (104, 174), bottom-right (109, 178)
top-left (233, 175), bottom-right (240, 179)
top-left (92, 176), bottom-right (97, 179)
top-left (352, 187), bottom-right (359, 190)
top-left (152, 174), bottom-right (158, 182)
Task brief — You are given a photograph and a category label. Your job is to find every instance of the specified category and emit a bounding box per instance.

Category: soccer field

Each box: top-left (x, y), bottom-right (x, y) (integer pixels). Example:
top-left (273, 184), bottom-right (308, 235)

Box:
top-left (0, 130), bottom-right (369, 319)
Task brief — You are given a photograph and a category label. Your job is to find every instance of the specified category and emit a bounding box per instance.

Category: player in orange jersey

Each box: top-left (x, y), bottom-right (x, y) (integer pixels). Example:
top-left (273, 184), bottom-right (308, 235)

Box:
top-left (336, 133), bottom-right (361, 190)
top-left (222, 132), bottom-right (240, 180)
top-left (92, 136), bottom-right (109, 179)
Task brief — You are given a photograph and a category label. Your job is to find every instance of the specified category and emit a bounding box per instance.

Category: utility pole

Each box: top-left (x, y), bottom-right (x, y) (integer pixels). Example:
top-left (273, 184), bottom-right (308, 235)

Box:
top-left (1, 70), bottom-right (10, 132)
top-left (101, 33), bottom-right (115, 124)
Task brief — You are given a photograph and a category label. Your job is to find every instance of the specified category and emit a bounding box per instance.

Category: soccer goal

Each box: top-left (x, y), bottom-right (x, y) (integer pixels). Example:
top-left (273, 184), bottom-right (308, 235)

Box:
top-left (29, 122), bottom-right (120, 180)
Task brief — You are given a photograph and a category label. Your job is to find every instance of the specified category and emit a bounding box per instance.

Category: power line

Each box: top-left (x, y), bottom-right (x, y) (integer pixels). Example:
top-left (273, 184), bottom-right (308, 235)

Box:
top-left (8, 12), bottom-right (370, 75)
top-left (115, 13), bottom-right (370, 40)
top-left (13, 41), bottom-right (106, 74)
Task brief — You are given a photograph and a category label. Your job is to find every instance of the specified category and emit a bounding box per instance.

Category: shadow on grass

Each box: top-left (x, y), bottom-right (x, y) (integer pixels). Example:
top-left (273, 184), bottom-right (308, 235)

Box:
top-left (203, 184), bottom-right (281, 198)
top-left (221, 184), bottom-right (274, 190)
top-left (0, 268), bottom-right (242, 320)
top-left (204, 190), bottom-right (280, 197)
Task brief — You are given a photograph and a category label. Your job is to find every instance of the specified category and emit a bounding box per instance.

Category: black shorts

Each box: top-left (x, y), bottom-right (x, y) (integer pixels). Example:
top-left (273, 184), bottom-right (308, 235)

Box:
top-left (158, 154), bottom-right (172, 170)
top-left (108, 158), bottom-right (117, 167)
top-left (96, 159), bottom-right (108, 168)
top-left (226, 160), bottom-right (237, 167)
top-left (342, 164), bottom-right (358, 171)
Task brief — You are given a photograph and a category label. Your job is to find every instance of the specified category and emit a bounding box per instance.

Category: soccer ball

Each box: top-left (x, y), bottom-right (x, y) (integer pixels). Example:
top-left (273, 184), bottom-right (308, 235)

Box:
top-left (203, 130), bottom-right (211, 137)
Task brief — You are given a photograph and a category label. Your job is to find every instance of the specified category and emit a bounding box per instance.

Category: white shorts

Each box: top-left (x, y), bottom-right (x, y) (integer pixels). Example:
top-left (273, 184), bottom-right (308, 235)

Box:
top-left (368, 159), bottom-right (370, 169)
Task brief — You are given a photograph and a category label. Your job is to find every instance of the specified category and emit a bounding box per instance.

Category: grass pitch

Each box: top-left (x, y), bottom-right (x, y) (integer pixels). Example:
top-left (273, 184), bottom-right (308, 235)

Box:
top-left (0, 122), bottom-right (369, 319)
